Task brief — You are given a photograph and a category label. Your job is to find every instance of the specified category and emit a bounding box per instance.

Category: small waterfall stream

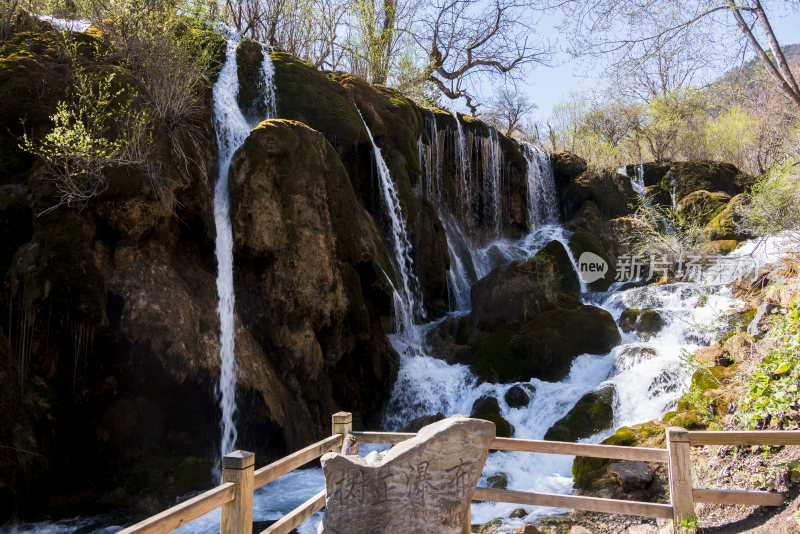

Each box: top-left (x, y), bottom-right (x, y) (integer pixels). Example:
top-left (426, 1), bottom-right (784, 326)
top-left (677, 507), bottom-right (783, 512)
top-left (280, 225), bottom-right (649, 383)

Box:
top-left (211, 36), bottom-right (277, 463)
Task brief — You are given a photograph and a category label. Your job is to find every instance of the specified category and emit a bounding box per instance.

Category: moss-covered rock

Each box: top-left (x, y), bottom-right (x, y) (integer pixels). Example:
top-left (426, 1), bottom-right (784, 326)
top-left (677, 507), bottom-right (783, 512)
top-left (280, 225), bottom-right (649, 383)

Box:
top-left (572, 421), bottom-right (666, 490)
top-left (470, 396), bottom-right (514, 437)
top-left (469, 256), bottom-right (561, 331)
top-left (675, 190), bottom-right (731, 226)
top-left (661, 161), bottom-right (754, 203)
top-left (544, 384), bottom-right (616, 442)
top-left (486, 472), bottom-right (509, 489)
top-left (236, 40), bottom-right (269, 121)
top-left (562, 168), bottom-right (637, 219)
top-left (697, 239), bottom-right (740, 257)
top-left (551, 151), bottom-right (587, 198)
top-left (643, 184), bottom-right (672, 208)
top-left (534, 240), bottom-right (580, 293)
top-left (470, 304), bottom-right (620, 383)
top-left (704, 193), bottom-right (750, 241)
top-left (618, 309), bottom-right (664, 338)
top-left (567, 230), bottom-right (614, 291)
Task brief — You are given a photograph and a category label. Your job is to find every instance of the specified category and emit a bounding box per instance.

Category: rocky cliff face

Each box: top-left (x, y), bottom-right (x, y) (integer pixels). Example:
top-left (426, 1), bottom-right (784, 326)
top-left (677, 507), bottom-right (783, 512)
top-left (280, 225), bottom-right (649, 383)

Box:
top-left (0, 25), bottom-right (537, 522)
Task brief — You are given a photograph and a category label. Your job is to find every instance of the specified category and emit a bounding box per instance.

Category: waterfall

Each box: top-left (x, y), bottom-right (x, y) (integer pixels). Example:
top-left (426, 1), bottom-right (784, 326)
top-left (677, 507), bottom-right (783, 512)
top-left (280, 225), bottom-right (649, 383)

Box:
top-left (521, 142), bottom-right (559, 228)
top-left (632, 163), bottom-right (646, 196)
top-left (452, 111), bottom-right (474, 220)
top-left (356, 109), bottom-right (422, 344)
top-left (482, 128), bottom-right (503, 234)
top-left (211, 36), bottom-right (277, 463)
top-left (441, 213), bottom-right (479, 312)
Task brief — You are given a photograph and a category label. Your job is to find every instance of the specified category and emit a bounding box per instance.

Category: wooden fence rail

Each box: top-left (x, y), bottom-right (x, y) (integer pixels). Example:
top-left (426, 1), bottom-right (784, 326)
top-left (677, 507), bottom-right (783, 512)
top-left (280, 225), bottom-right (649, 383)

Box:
top-left (116, 413), bottom-right (800, 534)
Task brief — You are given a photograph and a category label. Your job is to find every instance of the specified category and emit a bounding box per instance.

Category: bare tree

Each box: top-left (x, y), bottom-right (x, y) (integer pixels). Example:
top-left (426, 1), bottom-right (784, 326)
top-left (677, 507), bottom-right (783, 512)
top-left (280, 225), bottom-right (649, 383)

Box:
top-left (413, 0), bottom-right (549, 114)
top-left (482, 87), bottom-right (537, 136)
top-left (559, 0), bottom-right (800, 113)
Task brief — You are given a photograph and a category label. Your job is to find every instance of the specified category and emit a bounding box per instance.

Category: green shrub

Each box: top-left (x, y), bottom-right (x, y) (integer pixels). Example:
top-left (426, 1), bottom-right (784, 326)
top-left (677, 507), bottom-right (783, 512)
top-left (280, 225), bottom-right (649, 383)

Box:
top-left (737, 299), bottom-right (800, 430)
top-left (738, 164), bottom-right (800, 245)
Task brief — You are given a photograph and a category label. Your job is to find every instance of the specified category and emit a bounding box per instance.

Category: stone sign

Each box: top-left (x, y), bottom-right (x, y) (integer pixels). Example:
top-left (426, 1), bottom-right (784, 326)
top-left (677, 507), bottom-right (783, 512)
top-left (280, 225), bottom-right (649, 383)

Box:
top-left (320, 415), bottom-right (495, 534)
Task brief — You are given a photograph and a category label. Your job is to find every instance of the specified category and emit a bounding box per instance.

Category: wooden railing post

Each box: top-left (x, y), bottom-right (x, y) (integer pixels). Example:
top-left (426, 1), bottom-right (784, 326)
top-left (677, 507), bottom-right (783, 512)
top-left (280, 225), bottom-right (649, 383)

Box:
top-left (221, 450), bottom-right (255, 534)
top-left (667, 427), bottom-right (694, 527)
top-left (332, 411), bottom-right (352, 444)
top-left (462, 503), bottom-right (471, 534)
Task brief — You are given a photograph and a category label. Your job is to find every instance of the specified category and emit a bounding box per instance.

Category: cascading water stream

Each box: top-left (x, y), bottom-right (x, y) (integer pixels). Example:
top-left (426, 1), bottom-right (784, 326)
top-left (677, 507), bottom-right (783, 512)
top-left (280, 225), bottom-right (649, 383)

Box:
top-left (211, 35), bottom-right (277, 465)
top-left (452, 111), bottom-right (474, 219)
top-left (521, 142), bottom-right (559, 227)
top-left (482, 128), bottom-right (503, 234)
top-left (356, 109), bottom-right (422, 344)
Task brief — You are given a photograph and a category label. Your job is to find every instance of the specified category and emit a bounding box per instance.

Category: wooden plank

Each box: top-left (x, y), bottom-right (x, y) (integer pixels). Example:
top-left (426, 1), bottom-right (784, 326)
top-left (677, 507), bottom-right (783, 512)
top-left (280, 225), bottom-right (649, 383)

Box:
top-left (688, 431), bottom-right (800, 446)
top-left (693, 489), bottom-right (785, 507)
top-left (472, 487), bottom-right (673, 519)
top-left (116, 483), bottom-right (236, 534)
top-left (489, 437), bottom-right (669, 463)
top-left (351, 431), bottom-right (416, 445)
top-left (254, 435), bottom-right (342, 489)
top-left (667, 427), bottom-right (695, 524)
top-left (260, 490), bottom-right (326, 534)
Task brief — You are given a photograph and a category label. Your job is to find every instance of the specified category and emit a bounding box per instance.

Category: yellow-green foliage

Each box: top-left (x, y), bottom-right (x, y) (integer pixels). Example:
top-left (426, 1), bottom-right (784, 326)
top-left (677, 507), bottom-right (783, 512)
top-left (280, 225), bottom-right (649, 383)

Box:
top-left (21, 61), bottom-right (148, 210)
top-left (739, 164), bottom-right (800, 244)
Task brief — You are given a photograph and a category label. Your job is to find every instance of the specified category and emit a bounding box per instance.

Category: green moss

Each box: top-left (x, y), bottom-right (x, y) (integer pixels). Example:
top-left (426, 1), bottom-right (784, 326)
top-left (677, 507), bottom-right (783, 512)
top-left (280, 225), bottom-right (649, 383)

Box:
top-left (185, 27), bottom-right (226, 82)
top-left (572, 422), bottom-right (664, 490)
top-left (662, 410), bottom-right (705, 430)
top-left (676, 190), bottom-right (731, 226)
top-left (662, 162), bottom-right (754, 203)
top-left (544, 385), bottom-right (615, 442)
top-left (704, 193), bottom-right (750, 241)
top-left (486, 472), bottom-right (509, 489)
top-left (472, 519), bottom-right (502, 534)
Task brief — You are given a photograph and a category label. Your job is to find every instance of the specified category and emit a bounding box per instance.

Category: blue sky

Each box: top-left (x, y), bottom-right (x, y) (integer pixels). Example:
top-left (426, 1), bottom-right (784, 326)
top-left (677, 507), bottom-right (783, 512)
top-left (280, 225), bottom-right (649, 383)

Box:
top-left (454, 4), bottom-right (800, 121)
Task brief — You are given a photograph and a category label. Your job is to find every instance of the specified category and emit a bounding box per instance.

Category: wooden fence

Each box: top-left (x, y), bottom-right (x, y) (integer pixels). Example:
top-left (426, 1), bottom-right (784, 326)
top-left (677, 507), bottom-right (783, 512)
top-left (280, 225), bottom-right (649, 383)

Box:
top-left (117, 412), bottom-right (800, 534)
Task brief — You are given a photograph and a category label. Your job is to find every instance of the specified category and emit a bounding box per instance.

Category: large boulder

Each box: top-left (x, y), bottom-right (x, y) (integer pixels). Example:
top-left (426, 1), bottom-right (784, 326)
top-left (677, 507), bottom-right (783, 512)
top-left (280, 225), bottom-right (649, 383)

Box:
top-left (470, 395), bottom-right (514, 437)
top-left (469, 256), bottom-right (561, 331)
top-left (534, 240), bottom-right (580, 293)
top-left (675, 190), bottom-right (731, 226)
top-left (551, 151), bottom-right (587, 198)
top-left (470, 304), bottom-right (621, 383)
top-left (544, 385), bottom-right (616, 442)
top-left (704, 193), bottom-right (751, 241)
top-left (618, 309), bottom-right (664, 338)
top-left (567, 230), bottom-right (614, 292)
top-left (662, 161), bottom-right (754, 203)
top-left (561, 168), bottom-right (637, 219)
top-left (624, 162), bottom-right (671, 187)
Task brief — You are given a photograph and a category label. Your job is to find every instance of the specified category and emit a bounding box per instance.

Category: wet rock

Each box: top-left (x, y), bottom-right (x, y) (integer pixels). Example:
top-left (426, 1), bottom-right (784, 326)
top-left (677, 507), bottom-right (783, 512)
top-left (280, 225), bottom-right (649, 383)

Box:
top-left (401, 413), bottom-right (446, 433)
top-left (747, 302), bottom-right (780, 338)
top-left (624, 163), bottom-right (671, 187)
top-left (509, 508), bottom-right (528, 519)
top-left (551, 151), bottom-right (588, 198)
top-left (505, 384), bottom-right (532, 408)
top-left (471, 396), bottom-right (514, 438)
top-left (471, 304), bottom-right (620, 383)
top-left (572, 421), bottom-right (667, 490)
top-left (567, 230), bottom-right (614, 291)
top-left (697, 239), bottom-right (740, 256)
top-left (487, 471), bottom-right (509, 489)
top-left (544, 384), bottom-right (616, 442)
top-left (320, 416), bottom-right (494, 534)
top-left (415, 199), bottom-right (450, 318)
top-left (236, 40), bottom-right (269, 121)
top-left (615, 345), bottom-right (658, 371)
top-left (535, 240), bottom-right (580, 293)
top-left (619, 309), bottom-right (663, 338)
top-left (647, 369), bottom-right (681, 397)
top-left (513, 525), bottom-right (543, 534)
top-left (474, 519), bottom-right (503, 534)
top-left (469, 257), bottom-right (561, 331)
